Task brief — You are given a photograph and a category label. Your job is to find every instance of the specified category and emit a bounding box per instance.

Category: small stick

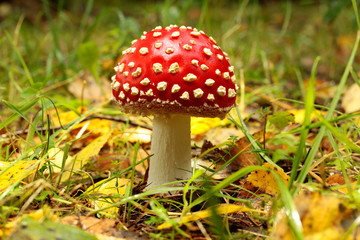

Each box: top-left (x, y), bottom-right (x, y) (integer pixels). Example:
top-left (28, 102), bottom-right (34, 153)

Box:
top-left (245, 86), bottom-right (293, 110)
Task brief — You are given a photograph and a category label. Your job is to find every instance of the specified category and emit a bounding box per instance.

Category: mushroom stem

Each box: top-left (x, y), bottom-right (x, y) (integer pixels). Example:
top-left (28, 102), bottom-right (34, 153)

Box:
top-left (147, 114), bottom-right (192, 188)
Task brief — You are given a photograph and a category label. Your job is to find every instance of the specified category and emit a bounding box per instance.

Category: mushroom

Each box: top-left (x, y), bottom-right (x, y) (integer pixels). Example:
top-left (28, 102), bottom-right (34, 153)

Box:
top-left (111, 25), bottom-right (237, 188)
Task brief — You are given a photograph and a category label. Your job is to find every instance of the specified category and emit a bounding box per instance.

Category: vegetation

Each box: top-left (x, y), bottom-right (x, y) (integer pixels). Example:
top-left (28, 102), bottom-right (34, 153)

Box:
top-left (1, 0), bottom-right (360, 239)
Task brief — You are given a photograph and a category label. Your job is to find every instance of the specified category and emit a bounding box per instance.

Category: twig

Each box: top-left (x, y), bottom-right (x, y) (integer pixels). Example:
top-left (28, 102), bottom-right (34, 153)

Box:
top-left (86, 114), bottom-right (152, 130)
top-left (245, 86), bottom-right (293, 110)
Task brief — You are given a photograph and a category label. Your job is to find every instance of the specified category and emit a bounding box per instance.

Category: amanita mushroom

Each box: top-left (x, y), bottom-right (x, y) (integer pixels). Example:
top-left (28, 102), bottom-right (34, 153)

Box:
top-left (111, 25), bottom-right (237, 188)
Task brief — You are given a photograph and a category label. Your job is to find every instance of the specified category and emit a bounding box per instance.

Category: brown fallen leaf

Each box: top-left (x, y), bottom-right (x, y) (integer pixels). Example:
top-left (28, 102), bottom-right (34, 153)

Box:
top-left (320, 136), bottom-right (334, 153)
top-left (91, 153), bottom-right (130, 173)
top-left (326, 173), bottom-right (357, 194)
top-left (226, 135), bottom-right (260, 171)
top-left (226, 131), bottom-right (274, 172)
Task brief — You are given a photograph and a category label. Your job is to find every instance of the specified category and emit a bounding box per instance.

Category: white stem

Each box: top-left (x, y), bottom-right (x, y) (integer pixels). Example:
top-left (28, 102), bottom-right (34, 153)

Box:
top-left (147, 114), bottom-right (191, 188)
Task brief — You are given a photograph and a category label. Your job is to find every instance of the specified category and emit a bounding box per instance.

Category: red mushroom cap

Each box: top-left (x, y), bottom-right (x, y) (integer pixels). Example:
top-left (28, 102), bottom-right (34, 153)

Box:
top-left (111, 25), bottom-right (237, 118)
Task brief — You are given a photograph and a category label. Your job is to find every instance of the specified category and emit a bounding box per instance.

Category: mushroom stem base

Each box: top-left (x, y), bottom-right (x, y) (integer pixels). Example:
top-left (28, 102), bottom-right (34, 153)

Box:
top-left (147, 114), bottom-right (191, 188)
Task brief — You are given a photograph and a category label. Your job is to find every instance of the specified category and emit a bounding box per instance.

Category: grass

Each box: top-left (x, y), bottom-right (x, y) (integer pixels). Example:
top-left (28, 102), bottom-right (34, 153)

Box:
top-left (1, 0), bottom-right (360, 239)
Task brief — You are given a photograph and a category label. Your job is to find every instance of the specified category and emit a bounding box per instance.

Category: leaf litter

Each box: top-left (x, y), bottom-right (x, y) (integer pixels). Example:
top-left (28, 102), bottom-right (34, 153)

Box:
top-left (3, 101), bottom-right (359, 239)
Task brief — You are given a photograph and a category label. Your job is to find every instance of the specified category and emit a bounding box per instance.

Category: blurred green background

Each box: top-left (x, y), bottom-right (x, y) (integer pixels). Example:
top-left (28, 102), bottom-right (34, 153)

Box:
top-left (0, 0), bottom-right (357, 116)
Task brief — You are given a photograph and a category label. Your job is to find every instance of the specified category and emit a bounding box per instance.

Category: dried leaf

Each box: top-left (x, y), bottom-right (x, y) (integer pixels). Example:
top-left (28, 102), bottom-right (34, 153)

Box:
top-left (59, 131), bottom-right (111, 181)
top-left (226, 131), bottom-right (274, 171)
top-left (326, 173), bottom-right (357, 194)
top-left (45, 148), bottom-right (65, 174)
top-left (227, 136), bottom-right (259, 171)
top-left (52, 107), bottom-right (111, 134)
top-left (287, 109), bottom-right (326, 124)
top-left (342, 83), bottom-right (360, 113)
top-left (191, 117), bottom-right (228, 136)
top-left (85, 178), bottom-right (130, 216)
top-left (271, 192), bottom-right (360, 240)
top-left (303, 77), bottom-right (336, 101)
top-left (0, 160), bottom-right (40, 193)
top-left (157, 204), bottom-right (256, 230)
top-left (246, 162), bottom-right (289, 196)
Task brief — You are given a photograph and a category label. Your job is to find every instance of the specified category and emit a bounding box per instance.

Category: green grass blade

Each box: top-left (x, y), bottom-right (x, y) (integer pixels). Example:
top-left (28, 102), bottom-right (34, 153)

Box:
top-left (182, 169), bottom-right (204, 215)
top-left (273, 171), bottom-right (304, 240)
top-left (2, 100), bottom-right (31, 124)
top-left (343, 215), bottom-right (360, 240)
top-left (289, 57), bottom-right (320, 188)
top-left (0, 98), bottom-right (39, 130)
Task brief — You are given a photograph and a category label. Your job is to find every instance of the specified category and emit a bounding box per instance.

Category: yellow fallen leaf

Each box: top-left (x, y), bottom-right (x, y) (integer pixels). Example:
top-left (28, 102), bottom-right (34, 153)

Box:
top-left (44, 148), bottom-right (65, 174)
top-left (27, 205), bottom-right (58, 222)
top-left (271, 192), bottom-right (359, 240)
top-left (246, 162), bottom-right (289, 196)
top-left (52, 107), bottom-right (111, 134)
top-left (287, 109), bottom-right (326, 124)
top-left (191, 117), bottom-right (229, 135)
top-left (157, 204), bottom-right (258, 229)
top-left (0, 160), bottom-right (40, 193)
top-left (85, 178), bottom-right (130, 216)
top-left (59, 131), bottom-right (111, 181)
